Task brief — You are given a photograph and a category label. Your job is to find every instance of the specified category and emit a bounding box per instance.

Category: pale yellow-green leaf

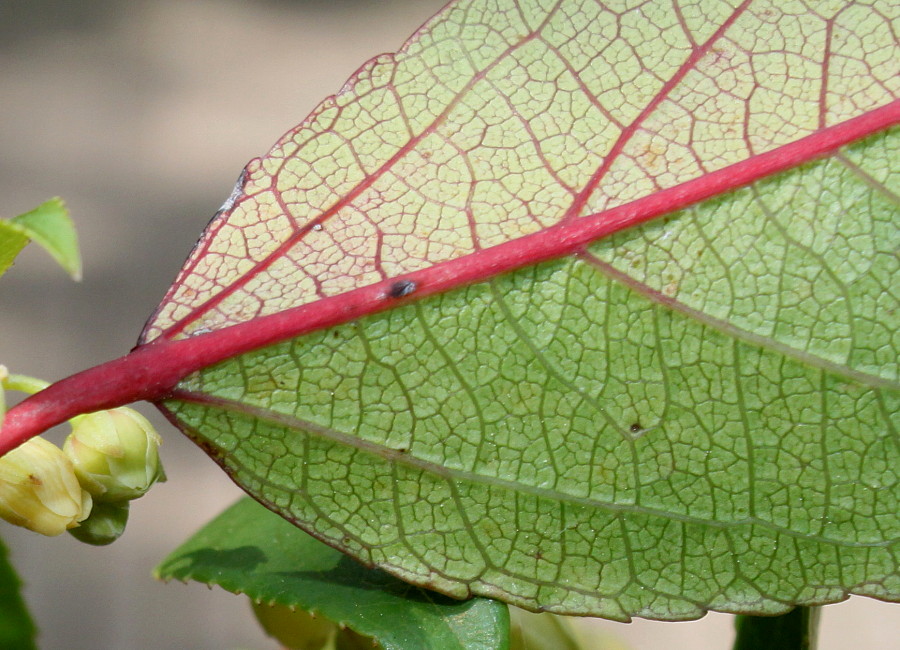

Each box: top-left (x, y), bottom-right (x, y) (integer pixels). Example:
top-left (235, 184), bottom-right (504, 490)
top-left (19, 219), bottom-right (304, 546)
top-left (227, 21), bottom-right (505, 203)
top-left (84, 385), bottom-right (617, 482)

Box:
top-left (1, 198), bottom-right (81, 280)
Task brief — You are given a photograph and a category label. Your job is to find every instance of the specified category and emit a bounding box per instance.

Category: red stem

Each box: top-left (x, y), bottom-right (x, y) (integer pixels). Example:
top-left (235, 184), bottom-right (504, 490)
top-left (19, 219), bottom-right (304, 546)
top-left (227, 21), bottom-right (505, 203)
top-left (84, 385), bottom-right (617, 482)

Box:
top-left (1, 100), bottom-right (897, 456)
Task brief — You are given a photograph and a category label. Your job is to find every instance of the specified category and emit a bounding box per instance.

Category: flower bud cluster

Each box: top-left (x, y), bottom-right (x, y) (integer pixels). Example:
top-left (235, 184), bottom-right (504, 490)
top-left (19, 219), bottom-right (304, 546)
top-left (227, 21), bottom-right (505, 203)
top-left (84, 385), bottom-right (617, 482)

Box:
top-left (0, 388), bottom-right (164, 544)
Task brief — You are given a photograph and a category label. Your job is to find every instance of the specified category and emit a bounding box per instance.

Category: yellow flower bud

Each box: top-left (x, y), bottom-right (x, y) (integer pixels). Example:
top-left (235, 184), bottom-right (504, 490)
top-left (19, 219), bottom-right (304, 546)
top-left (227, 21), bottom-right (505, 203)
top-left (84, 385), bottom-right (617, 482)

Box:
top-left (0, 437), bottom-right (92, 536)
top-left (64, 407), bottom-right (163, 502)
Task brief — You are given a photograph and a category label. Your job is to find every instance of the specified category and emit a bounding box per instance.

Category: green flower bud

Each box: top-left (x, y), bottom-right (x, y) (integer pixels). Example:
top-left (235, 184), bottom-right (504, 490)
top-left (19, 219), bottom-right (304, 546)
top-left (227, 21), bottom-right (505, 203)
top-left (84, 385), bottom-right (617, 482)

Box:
top-left (68, 500), bottom-right (129, 546)
top-left (64, 407), bottom-right (163, 502)
top-left (0, 437), bottom-right (92, 536)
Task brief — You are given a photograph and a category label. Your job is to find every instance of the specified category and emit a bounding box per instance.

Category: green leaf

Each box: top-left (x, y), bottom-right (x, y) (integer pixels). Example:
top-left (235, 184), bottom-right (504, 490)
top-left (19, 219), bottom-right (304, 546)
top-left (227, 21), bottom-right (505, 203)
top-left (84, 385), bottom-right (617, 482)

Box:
top-left (156, 497), bottom-right (509, 650)
top-left (508, 607), bottom-right (595, 650)
top-left (0, 198), bottom-right (81, 280)
top-left (0, 224), bottom-right (29, 280)
top-left (0, 537), bottom-right (37, 650)
top-left (733, 607), bottom-right (819, 650)
top-left (142, 0), bottom-right (897, 620)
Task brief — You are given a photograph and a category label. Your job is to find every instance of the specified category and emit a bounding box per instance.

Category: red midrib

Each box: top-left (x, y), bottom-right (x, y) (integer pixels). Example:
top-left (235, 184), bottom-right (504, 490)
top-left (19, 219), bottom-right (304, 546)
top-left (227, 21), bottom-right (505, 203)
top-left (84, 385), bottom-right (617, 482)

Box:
top-left (1, 98), bottom-right (896, 456)
top-left (157, 0), bottom-right (751, 341)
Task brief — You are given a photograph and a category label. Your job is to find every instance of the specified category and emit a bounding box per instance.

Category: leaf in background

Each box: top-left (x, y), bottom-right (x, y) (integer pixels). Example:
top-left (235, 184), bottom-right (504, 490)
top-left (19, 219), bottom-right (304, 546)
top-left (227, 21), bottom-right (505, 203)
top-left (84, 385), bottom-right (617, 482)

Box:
top-left (733, 607), bottom-right (819, 650)
top-left (156, 497), bottom-right (509, 650)
top-left (144, 0), bottom-right (898, 619)
top-left (508, 606), bottom-right (623, 650)
top-left (251, 602), bottom-right (356, 650)
top-left (0, 537), bottom-right (37, 650)
top-left (0, 198), bottom-right (81, 280)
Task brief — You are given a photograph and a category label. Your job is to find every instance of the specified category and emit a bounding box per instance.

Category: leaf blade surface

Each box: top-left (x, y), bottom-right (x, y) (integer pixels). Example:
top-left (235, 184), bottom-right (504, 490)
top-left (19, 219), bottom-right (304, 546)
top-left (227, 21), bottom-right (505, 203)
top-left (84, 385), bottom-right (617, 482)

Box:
top-left (149, 0), bottom-right (899, 619)
top-left (141, 0), bottom-right (898, 343)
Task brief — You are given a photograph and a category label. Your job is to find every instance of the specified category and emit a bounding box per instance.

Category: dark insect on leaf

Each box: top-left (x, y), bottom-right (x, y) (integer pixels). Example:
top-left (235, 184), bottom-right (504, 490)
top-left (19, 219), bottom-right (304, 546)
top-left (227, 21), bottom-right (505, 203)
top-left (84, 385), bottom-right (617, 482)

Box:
top-left (387, 280), bottom-right (417, 299)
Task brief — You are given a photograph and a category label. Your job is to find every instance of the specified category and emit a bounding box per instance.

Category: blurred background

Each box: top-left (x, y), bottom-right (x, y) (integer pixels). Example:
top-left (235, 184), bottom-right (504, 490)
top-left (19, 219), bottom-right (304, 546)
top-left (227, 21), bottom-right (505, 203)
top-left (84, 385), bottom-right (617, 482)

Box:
top-left (0, 1), bottom-right (895, 648)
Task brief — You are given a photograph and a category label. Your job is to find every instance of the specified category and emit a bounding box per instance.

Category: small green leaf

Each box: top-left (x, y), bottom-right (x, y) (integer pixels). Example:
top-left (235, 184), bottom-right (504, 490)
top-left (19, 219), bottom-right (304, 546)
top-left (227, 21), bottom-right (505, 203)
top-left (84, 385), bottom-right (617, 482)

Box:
top-left (0, 225), bottom-right (29, 280)
top-left (2, 198), bottom-right (81, 280)
top-left (0, 537), bottom-right (37, 650)
top-left (734, 607), bottom-right (820, 650)
top-left (156, 497), bottom-right (509, 650)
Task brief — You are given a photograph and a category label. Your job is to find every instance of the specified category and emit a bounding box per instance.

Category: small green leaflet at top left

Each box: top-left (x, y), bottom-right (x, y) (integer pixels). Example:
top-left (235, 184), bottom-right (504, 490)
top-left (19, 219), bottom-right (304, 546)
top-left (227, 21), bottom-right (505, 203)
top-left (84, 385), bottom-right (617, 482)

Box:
top-left (0, 196), bottom-right (80, 649)
top-left (0, 198), bottom-right (81, 281)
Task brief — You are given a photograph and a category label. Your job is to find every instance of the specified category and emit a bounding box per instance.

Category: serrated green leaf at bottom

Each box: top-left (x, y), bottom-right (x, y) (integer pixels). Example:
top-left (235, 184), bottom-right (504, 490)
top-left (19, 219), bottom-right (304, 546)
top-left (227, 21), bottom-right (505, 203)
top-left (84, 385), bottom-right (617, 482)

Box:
top-left (156, 497), bottom-right (509, 650)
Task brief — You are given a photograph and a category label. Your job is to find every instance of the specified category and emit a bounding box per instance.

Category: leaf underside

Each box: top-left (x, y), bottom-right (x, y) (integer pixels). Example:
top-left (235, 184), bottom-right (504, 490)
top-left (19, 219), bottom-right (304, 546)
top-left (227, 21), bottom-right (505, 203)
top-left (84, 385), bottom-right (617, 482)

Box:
top-left (148, 0), bottom-right (898, 619)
